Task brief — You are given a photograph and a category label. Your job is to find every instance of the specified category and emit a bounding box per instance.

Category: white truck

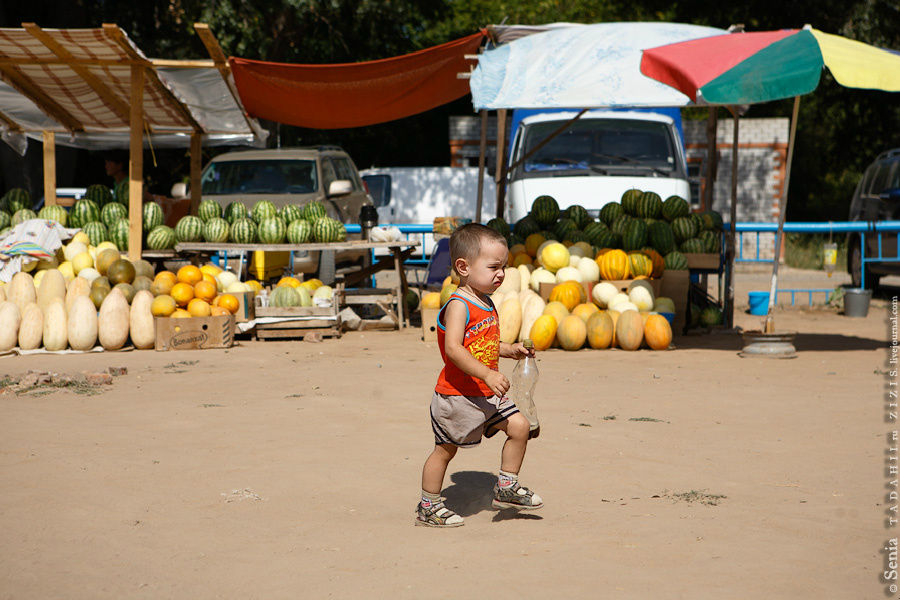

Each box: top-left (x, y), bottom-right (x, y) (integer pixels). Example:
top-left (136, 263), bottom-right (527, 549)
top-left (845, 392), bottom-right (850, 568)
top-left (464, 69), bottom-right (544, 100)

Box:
top-left (505, 110), bottom-right (692, 222)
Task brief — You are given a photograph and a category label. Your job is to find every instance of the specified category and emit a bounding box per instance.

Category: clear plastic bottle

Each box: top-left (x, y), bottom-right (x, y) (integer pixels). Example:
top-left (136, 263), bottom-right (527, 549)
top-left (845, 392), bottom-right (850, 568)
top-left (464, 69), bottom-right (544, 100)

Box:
top-left (510, 339), bottom-right (540, 438)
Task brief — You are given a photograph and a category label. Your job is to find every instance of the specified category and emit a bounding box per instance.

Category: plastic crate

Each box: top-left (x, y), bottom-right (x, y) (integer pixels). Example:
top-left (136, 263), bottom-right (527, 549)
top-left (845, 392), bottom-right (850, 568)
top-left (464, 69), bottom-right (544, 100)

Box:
top-left (249, 250), bottom-right (289, 281)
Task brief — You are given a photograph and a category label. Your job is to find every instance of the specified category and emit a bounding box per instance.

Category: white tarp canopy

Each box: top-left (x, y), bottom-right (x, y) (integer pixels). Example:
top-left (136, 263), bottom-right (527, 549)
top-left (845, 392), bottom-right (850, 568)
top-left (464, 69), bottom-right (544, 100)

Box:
top-left (471, 22), bottom-right (728, 110)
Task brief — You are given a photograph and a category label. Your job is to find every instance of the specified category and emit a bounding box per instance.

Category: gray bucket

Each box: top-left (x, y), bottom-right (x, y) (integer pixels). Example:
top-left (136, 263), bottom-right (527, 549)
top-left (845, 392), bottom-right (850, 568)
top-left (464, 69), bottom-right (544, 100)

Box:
top-left (844, 288), bottom-right (872, 318)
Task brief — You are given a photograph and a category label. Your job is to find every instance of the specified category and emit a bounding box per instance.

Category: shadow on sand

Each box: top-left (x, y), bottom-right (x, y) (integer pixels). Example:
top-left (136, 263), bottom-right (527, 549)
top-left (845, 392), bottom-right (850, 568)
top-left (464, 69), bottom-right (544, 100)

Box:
top-left (442, 470), bottom-right (542, 522)
top-left (674, 331), bottom-right (885, 352)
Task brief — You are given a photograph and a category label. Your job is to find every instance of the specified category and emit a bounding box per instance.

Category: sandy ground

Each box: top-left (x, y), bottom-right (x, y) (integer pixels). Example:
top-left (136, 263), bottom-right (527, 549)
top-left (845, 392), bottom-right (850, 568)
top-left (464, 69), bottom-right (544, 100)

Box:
top-left (0, 266), bottom-right (893, 599)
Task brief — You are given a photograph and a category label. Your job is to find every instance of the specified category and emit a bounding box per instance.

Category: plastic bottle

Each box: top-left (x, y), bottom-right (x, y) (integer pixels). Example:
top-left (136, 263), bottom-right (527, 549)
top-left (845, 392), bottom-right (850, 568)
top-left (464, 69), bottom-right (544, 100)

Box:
top-left (510, 339), bottom-right (540, 438)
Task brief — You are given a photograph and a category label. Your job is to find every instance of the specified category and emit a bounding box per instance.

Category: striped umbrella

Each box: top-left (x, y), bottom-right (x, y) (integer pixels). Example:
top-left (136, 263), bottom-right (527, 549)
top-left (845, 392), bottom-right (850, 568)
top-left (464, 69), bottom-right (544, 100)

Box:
top-left (639, 27), bottom-right (900, 332)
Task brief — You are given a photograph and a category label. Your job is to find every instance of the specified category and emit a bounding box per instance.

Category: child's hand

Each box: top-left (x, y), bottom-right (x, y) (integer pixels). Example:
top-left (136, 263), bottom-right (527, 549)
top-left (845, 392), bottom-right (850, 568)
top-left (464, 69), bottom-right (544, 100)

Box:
top-left (484, 371), bottom-right (510, 397)
top-left (508, 342), bottom-right (535, 360)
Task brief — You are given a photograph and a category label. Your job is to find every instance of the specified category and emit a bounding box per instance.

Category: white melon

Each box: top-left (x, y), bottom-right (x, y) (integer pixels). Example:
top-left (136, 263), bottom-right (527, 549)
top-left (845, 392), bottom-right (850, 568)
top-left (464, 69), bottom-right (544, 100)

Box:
top-left (98, 288), bottom-right (129, 350)
top-left (67, 295), bottom-right (98, 351)
top-left (494, 267), bottom-right (520, 296)
top-left (591, 281), bottom-right (620, 308)
top-left (628, 285), bottom-right (655, 312)
top-left (77, 268), bottom-right (101, 283)
top-left (17, 303), bottom-right (43, 350)
top-left (128, 290), bottom-right (155, 350)
top-left (42, 298), bottom-right (67, 351)
top-left (63, 241), bottom-right (87, 262)
top-left (529, 268), bottom-right (556, 293)
top-left (576, 256), bottom-right (600, 282)
top-left (654, 296), bottom-right (676, 313)
top-left (37, 268), bottom-right (67, 312)
top-left (216, 270), bottom-right (238, 292)
top-left (517, 264), bottom-right (532, 292)
top-left (8, 271), bottom-right (36, 315)
top-left (65, 277), bottom-right (92, 314)
top-left (555, 266), bottom-right (583, 283)
top-left (0, 301), bottom-right (21, 351)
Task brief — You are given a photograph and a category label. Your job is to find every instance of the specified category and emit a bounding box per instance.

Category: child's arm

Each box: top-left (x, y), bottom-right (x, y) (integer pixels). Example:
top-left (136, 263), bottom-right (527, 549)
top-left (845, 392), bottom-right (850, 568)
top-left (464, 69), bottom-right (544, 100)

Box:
top-left (443, 300), bottom-right (510, 397)
top-left (500, 342), bottom-right (535, 359)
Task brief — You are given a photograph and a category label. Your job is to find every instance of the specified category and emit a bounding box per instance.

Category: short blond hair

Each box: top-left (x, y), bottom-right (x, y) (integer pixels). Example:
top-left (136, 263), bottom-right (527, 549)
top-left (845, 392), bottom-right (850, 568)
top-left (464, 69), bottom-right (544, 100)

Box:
top-left (449, 223), bottom-right (507, 269)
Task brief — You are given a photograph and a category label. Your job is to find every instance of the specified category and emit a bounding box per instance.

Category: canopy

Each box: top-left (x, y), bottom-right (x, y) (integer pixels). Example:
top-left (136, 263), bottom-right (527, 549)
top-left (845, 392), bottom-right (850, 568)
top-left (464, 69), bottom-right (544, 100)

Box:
top-left (229, 33), bottom-right (484, 129)
top-left (470, 22), bottom-right (728, 110)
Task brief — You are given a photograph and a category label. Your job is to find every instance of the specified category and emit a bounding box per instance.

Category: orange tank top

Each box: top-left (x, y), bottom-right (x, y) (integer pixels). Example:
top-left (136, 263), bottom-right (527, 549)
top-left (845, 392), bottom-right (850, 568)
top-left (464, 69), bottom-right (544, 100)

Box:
top-left (435, 292), bottom-right (500, 397)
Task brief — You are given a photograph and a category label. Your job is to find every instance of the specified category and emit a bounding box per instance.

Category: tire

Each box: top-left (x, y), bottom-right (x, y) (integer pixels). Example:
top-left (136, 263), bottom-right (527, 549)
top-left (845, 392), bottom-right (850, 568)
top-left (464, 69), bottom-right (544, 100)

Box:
top-left (849, 241), bottom-right (880, 289)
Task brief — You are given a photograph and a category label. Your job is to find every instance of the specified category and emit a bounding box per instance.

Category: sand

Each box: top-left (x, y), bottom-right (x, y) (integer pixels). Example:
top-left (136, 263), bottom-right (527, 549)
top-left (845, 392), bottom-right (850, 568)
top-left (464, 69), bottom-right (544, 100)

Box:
top-left (0, 285), bottom-right (891, 598)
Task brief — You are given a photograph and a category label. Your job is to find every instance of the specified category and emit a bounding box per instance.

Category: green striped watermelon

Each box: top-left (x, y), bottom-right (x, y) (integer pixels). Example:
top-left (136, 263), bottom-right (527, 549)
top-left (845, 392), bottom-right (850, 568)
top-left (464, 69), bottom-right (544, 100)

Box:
top-left (610, 214), bottom-right (633, 237)
top-left (563, 230), bottom-right (589, 244)
top-left (143, 202), bottom-right (163, 232)
top-left (197, 199), bottom-right (222, 222)
top-left (229, 218), bottom-right (257, 244)
top-left (224, 201), bottom-right (248, 224)
top-left (622, 219), bottom-right (648, 252)
top-left (531, 195), bottom-right (559, 227)
top-left (110, 219), bottom-right (130, 251)
top-left (38, 205), bottom-right (66, 226)
top-left (690, 213), bottom-right (705, 235)
top-left (593, 229), bottom-right (620, 249)
top-left (312, 217), bottom-right (346, 243)
top-left (100, 202), bottom-right (128, 229)
top-left (508, 233), bottom-right (523, 247)
top-left (258, 217), bottom-right (286, 244)
top-left (620, 189), bottom-right (642, 216)
top-left (553, 218), bottom-right (577, 242)
top-left (287, 219), bottom-right (312, 244)
top-left (680, 238), bottom-right (706, 254)
top-left (280, 204), bottom-right (304, 224)
top-left (203, 218), bottom-right (230, 243)
top-left (648, 221), bottom-right (676, 255)
top-left (564, 204), bottom-right (591, 229)
top-left (174, 216), bottom-right (203, 243)
top-left (114, 180), bottom-right (129, 205)
top-left (146, 225), bottom-right (176, 250)
top-left (513, 216), bottom-right (540, 238)
top-left (82, 221), bottom-right (108, 246)
top-left (671, 216), bottom-right (698, 242)
top-left (599, 202), bottom-right (624, 226)
top-left (582, 221), bottom-right (608, 246)
top-left (664, 251), bottom-right (689, 270)
top-left (486, 217), bottom-right (510, 237)
top-left (302, 200), bottom-right (327, 222)
top-left (662, 195), bottom-right (690, 222)
top-left (635, 192), bottom-right (662, 219)
top-left (4, 188), bottom-right (32, 213)
top-left (12, 208), bottom-right (37, 226)
top-left (70, 198), bottom-right (100, 229)
top-left (0, 210), bottom-right (11, 230)
top-left (85, 184), bottom-right (113, 207)
top-left (251, 200), bottom-right (278, 224)
top-left (700, 210), bottom-right (724, 231)
top-left (697, 230), bottom-right (721, 253)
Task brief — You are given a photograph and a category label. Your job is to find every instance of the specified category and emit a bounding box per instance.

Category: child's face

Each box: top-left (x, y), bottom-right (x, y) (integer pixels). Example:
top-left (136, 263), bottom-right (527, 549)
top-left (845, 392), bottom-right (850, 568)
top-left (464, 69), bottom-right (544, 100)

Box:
top-left (456, 239), bottom-right (508, 294)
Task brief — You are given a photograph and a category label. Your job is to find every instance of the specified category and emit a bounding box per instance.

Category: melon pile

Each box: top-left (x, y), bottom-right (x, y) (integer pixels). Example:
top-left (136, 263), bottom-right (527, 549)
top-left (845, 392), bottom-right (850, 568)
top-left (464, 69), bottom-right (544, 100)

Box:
top-left (148, 263), bottom-right (257, 320)
top-left (264, 276), bottom-right (333, 307)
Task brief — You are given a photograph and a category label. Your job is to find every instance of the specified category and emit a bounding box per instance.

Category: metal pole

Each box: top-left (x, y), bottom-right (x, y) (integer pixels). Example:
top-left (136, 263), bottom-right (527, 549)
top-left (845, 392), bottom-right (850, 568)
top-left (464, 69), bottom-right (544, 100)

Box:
top-left (724, 107), bottom-right (739, 330)
top-left (765, 96), bottom-right (801, 333)
top-left (495, 108), bottom-right (508, 220)
top-left (475, 109), bottom-right (487, 223)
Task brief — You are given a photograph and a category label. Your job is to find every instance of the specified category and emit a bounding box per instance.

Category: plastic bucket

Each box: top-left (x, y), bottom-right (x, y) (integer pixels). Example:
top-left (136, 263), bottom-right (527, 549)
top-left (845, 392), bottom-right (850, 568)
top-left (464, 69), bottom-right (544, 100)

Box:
top-left (748, 291), bottom-right (770, 316)
top-left (844, 288), bottom-right (872, 318)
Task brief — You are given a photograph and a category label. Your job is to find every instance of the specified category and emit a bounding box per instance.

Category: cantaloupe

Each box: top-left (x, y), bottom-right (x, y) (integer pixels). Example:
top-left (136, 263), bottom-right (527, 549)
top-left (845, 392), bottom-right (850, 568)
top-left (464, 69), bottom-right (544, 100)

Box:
top-left (36, 269), bottom-right (66, 311)
top-left (644, 314), bottom-right (673, 351)
top-left (67, 295), bottom-right (98, 351)
top-left (557, 315), bottom-right (587, 351)
top-left (65, 277), bottom-right (92, 314)
top-left (499, 297), bottom-right (522, 344)
top-left (98, 288), bottom-right (130, 350)
top-left (129, 290), bottom-right (155, 349)
top-left (571, 302), bottom-right (599, 323)
top-left (42, 298), bottom-right (67, 351)
top-left (615, 310), bottom-right (644, 351)
top-left (529, 314), bottom-right (558, 351)
top-left (8, 272), bottom-right (36, 315)
top-left (586, 311), bottom-right (614, 349)
top-left (0, 301), bottom-right (21, 351)
top-left (17, 303), bottom-right (43, 350)
top-left (542, 301), bottom-right (569, 327)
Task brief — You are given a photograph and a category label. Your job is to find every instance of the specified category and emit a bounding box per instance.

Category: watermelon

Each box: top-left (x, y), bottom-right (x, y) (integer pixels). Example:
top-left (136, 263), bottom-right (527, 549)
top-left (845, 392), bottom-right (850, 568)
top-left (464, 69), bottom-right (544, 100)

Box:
top-left (12, 208), bottom-right (37, 226)
top-left (582, 221), bottom-right (609, 246)
top-left (287, 219), bottom-right (312, 244)
top-left (82, 221), bottom-right (109, 246)
top-left (486, 217), bottom-right (510, 237)
top-left (648, 221), bottom-right (676, 255)
top-left (70, 198), bottom-right (100, 229)
top-left (197, 199), bottom-right (222, 222)
top-left (635, 191), bottom-right (662, 219)
top-left (143, 202), bottom-right (164, 232)
top-left (699, 306), bottom-right (724, 327)
top-left (680, 238), bottom-right (706, 254)
top-left (146, 225), bottom-right (176, 250)
top-left (599, 202), bottom-right (624, 226)
top-left (593, 229), bottom-right (620, 249)
top-left (4, 188), bottom-right (32, 213)
top-left (85, 184), bottom-right (113, 207)
top-left (280, 204), bottom-right (304, 224)
top-left (224, 201), bottom-right (248, 224)
top-left (531, 195), bottom-right (559, 227)
top-left (690, 213), bottom-right (705, 235)
top-left (664, 251), bottom-right (689, 271)
top-left (109, 218), bottom-right (130, 250)
top-left (100, 202), bottom-right (127, 229)
top-left (302, 200), bottom-right (327, 222)
top-left (622, 219), bottom-right (648, 252)
top-left (563, 230), bottom-right (589, 244)
top-left (203, 218), bottom-right (230, 243)
top-left (513, 216), bottom-right (540, 238)
top-left (229, 218), bottom-right (257, 244)
top-left (698, 229), bottom-right (721, 253)
top-left (620, 189), bottom-right (642, 215)
top-left (37, 205), bottom-right (65, 226)
top-left (257, 217), bottom-right (286, 244)
top-left (564, 205), bottom-right (591, 229)
top-left (312, 217), bottom-right (346, 243)
top-left (114, 179), bottom-right (129, 205)
top-left (553, 218), bottom-right (577, 241)
top-left (174, 215), bottom-right (203, 243)
top-left (701, 210), bottom-right (724, 231)
top-left (671, 216), bottom-right (698, 242)
top-left (662, 195), bottom-right (690, 222)
top-left (507, 233), bottom-right (524, 247)
top-left (610, 214), bottom-right (633, 237)
top-left (251, 200), bottom-right (277, 224)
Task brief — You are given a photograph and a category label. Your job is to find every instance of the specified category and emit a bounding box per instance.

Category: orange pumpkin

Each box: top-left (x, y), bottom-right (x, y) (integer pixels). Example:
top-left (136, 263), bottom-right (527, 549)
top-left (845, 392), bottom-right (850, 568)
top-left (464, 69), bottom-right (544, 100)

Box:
top-left (529, 314), bottom-right (558, 351)
top-left (640, 248), bottom-right (666, 278)
top-left (627, 252), bottom-right (653, 278)
top-left (557, 315), bottom-right (587, 351)
top-left (586, 311), bottom-right (614, 349)
top-left (599, 249), bottom-right (630, 280)
top-left (549, 281), bottom-right (584, 311)
top-left (594, 248), bottom-right (614, 260)
top-left (644, 314), bottom-right (673, 350)
top-left (615, 310), bottom-right (644, 351)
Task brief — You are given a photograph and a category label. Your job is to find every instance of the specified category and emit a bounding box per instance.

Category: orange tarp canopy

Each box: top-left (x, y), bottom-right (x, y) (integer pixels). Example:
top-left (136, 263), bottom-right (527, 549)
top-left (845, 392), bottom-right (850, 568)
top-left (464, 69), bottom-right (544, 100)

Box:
top-left (229, 33), bottom-right (484, 129)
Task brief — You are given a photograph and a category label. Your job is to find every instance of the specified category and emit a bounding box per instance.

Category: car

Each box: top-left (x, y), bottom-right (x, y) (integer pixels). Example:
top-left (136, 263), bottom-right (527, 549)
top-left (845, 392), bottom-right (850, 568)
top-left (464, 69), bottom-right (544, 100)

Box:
top-left (847, 148), bottom-right (900, 288)
top-left (199, 146), bottom-right (372, 223)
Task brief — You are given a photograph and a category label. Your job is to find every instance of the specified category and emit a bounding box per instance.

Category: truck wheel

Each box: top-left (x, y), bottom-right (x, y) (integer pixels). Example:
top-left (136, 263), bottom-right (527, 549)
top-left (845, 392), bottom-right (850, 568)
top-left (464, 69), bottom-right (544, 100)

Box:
top-left (849, 243), bottom-right (879, 289)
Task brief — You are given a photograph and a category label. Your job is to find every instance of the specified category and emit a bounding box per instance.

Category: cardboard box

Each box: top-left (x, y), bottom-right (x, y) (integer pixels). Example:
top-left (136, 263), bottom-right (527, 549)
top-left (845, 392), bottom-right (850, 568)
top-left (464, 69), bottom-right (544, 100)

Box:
top-left (421, 308), bottom-right (440, 342)
top-left (233, 291), bottom-right (255, 324)
top-left (155, 315), bottom-right (235, 351)
top-left (685, 253), bottom-right (721, 270)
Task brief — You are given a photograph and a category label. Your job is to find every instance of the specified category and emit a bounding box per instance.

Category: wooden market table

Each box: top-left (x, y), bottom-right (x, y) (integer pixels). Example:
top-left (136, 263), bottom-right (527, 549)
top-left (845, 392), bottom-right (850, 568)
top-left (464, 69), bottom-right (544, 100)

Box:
top-left (174, 240), bottom-right (421, 328)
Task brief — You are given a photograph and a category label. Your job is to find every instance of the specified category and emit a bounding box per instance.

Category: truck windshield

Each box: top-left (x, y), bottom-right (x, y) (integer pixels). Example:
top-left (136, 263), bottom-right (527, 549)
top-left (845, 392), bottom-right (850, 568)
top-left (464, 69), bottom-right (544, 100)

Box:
top-left (520, 118), bottom-right (677, 176)
top-left (201, 159), bottom-right (318, 195)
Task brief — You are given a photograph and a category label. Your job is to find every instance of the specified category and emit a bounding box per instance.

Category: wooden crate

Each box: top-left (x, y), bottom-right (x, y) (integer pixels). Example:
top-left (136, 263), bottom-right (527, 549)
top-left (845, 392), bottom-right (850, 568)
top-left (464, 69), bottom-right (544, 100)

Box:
top-left (253, 299), bottom-right (341, 340)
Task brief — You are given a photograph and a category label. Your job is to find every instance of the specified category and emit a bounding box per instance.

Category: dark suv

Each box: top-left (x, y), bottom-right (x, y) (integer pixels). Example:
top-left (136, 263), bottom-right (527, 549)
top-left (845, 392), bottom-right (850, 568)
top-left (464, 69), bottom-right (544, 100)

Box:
top-left (848, 148), bottom-right (900, 288)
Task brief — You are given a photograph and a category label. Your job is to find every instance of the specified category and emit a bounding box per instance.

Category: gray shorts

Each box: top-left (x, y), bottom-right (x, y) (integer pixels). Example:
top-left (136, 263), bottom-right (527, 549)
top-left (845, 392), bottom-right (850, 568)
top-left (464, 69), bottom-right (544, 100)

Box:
top-left (430, 391), bottom-right (520, 447)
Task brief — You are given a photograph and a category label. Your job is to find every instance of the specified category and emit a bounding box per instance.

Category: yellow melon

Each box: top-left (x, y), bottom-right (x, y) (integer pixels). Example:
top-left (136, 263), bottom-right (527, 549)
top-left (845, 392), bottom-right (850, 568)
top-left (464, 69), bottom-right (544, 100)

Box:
top-left (586, 311), bottom-right (614, 349)
top-left (539, 242), bottom-right (570, 273)
top-left (557, 315), bottom-right (587, 351)
top-left (421, 291), bottom-right (441, 310)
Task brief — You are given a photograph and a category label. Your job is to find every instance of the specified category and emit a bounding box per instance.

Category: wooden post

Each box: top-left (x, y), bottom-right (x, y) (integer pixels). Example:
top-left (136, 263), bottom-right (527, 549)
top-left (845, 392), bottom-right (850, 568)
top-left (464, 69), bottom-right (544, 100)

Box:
top-left (128, 65), bottom-right (144, 262)
top-left (42, 131), bottom-right (56, 206)
top-left (475, 109), bottom-right (487, 223)
top-left (703, 108), bottom-right (718, 212)
top-left (189, 132), bottom-right (202, 215)
top-left (724, 107), bottom-right (739, 330)
top-left (495, 108), bottom-right (508, 220)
